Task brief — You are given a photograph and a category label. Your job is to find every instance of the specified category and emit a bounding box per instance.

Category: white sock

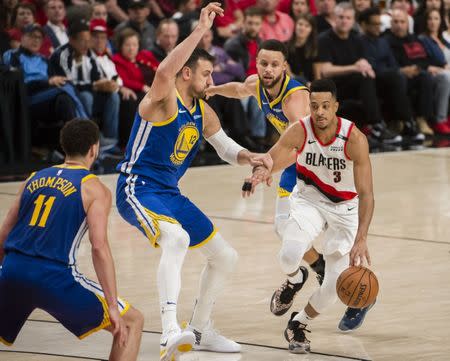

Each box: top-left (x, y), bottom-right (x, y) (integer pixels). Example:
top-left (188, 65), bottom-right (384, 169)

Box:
top-left (161, 303), bottom-right (178, 332)
top-left (293, 310), bottom-right (313, 325)
top-left (288, 267), bottom-right (304, 284)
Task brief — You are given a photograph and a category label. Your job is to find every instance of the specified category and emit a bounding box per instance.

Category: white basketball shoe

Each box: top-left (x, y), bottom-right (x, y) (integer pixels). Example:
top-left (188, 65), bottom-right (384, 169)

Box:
top-left (185, 321), bottom-right (241, 353)
top-left (160, 326), bottom-right (195, 361)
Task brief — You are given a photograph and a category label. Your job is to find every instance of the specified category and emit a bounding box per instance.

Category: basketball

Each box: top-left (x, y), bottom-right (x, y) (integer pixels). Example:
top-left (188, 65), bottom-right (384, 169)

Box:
top-left (336, 266), bottom-right (379, 309)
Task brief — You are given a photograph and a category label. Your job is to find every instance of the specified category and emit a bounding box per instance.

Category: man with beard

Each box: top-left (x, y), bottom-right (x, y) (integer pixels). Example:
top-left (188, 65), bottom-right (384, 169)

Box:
top-left (243, 79), bottom-right (375, 353)
top-left (115, 3), bottom-right (271, 360)
top-left (206, 39), bottom-right (368, 331)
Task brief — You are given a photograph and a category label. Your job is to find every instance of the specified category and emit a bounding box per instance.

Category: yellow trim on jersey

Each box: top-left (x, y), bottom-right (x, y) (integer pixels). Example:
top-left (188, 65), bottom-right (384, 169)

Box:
top-left (53, 165), bottom-right (90, 170)
top-left (81, 174), bottom-right (97, 183)
top-left (176, 89), bottom-right (197, 114)
top-left (25, 171), bottom-right (36, 183)
top-left (277, 186), bottom-right (291, 198)
top-left (189, 227), bottom-right (217, 249)
top-left (282, 86), bottom-right (308, 103)
top-left (141, 208), bottom-right (179, 247)
top-left (0, 336), bottom-right (13, 346)
top-left (264, 75), bottom-right (290, 108)
top-left (78, 295), bottom-right (131, 340)
top-left (151, 110), bottom-right (179, 127)
top-left (199, 98), bottom-right (205, 120)
top-left (256, 78), bottom-right (262, 108)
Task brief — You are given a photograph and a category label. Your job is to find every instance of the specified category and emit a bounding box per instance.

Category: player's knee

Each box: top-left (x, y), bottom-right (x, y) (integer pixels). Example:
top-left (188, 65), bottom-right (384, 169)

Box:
top-left (214, 245), bottom-right (238, 274)
top-left (159, 223), bottom-right (190, 253)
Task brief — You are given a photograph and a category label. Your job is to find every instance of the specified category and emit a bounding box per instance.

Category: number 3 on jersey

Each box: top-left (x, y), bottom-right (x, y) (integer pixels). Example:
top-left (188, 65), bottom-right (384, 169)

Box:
top-left (29, 194), bottom-right (56, 227)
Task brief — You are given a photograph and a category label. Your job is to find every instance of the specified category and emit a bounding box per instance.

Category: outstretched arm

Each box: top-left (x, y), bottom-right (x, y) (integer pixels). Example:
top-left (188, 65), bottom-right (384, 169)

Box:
top-left (282, 88), bottom-right (310, 126)
top-left (347, 128), bottom-right (374, 266)
top-left (0, 182), bottom-right (26, 264)
top-left (139, 3), bottom-right (224, 121)
top-left (83, 178), bottom-right (127, 346)
top-left (205, 74), bottom-right (258, 99)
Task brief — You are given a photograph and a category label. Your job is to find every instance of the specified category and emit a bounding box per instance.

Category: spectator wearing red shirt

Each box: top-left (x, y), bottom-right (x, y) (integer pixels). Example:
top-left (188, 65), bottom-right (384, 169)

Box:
top-left (257, 0), bottom-right (294, 42)
top-left (112, 28), bottom-right (159, 144)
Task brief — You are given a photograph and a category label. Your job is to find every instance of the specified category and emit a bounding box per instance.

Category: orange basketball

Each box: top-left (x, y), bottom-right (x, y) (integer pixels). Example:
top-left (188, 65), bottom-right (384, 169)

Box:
top-left (336, 266), bottom-right (378, 309)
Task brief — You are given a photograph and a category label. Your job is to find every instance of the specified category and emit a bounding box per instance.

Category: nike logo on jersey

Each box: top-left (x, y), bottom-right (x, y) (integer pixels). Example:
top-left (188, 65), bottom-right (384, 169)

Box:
top-left (273, 108), bottom-right (283, 113)
top-left (308, 140), bottom-right (316, 144)
top-left (262, 101), bottom-right (269, 105)
top-left (347, 206), bottom-right (356, 211)
top-left (179, 109), bottom-right (187, 113)
top-left (194, 115), bottom-right (202, 119)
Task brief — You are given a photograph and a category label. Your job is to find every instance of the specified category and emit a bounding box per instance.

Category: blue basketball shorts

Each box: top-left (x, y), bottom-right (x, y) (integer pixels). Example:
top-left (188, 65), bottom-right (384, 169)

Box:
top-left (278, 164), bottom-right (297, 198)
top-left (116, 173), bottom-right (216, 248)
top-left (0, 252), bottom-right (129, 346)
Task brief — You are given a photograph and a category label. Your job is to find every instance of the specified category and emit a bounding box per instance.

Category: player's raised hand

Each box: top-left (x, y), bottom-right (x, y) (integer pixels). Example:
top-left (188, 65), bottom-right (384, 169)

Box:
top-left (109, 305), bottom-right (128, 347)
top-left (198, 2), bottom-right (224, 30)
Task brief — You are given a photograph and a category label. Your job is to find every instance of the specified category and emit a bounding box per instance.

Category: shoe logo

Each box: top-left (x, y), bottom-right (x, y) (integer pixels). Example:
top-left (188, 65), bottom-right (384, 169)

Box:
top-left (160, 341), bottom-right (167, 347)
top-left (347, 206), bottom-right (356, 211)
top-left (308, 140), bottom-right (316, 144)
top-left (371, 129), bottom-right (381, 137)
top-left (166, 302), bottom-right (176, 305)
top-left (193, 329), bottom-right (202, 345)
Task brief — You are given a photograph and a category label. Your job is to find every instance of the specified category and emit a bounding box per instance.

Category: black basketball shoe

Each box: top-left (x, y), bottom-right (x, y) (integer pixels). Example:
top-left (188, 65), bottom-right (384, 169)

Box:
top-left (270, 266), bottom-right (308, 316)
top-left (310, 254), bottom-right (325, 285)
top-left (284, 312), bottom-right (311, 354)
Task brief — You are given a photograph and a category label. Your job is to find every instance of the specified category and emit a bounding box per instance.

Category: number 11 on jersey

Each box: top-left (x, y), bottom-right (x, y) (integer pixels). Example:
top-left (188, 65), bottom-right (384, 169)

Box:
top-left (29, 194), bottom-right (56, 227)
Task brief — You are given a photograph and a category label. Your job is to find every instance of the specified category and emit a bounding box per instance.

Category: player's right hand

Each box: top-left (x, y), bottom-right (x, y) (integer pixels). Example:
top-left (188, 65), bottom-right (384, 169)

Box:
top-left (109, 305), bottom-right (128, 347)
top-left (198, 2), bottom-right (224, 30)
top-left (204, 86), bottom-right (217, 99)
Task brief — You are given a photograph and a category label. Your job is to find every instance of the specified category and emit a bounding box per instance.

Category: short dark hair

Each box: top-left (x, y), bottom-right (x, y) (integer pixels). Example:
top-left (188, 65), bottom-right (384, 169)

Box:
top-left (358, 7), bottom-right (381, 24)
top-left (244, 6), bottom-right (264, 18)
top-left (258, 39), bottom-right (288, 60)
top-left (182, 47), bottom-right (215, 70)
top-left (60, 119), bottom-right (100, 157)
top-left (310, 79), bottom-right (337, 99)
top-left (68, 19), bottom-right (90, 38)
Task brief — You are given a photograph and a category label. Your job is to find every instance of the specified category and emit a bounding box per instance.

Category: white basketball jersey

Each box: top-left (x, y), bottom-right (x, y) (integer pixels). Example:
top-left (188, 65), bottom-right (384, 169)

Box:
top-left (295, 116), bottom-right (357, 203)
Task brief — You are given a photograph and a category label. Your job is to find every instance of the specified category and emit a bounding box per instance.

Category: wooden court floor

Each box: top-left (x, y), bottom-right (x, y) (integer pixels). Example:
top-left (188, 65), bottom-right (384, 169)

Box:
top-left (0, 148), bottom-right (449, 361)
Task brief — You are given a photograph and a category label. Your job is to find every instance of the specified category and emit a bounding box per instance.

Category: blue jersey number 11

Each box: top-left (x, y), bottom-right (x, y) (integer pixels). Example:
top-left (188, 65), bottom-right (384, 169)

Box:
top-left (29, 195), bottom-right (56, 228)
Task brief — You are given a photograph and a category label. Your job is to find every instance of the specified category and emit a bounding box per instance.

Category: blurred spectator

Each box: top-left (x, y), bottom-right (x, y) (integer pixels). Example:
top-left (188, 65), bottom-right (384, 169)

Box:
top-left (359, 7), bottom-right (424, 141)
top-left (199, 28), bottom-right (250, 145)
top-left (380, 0), bottom-right (414, 33)
top-left (204, 0), bottom-right (243, 44)
top-left (2, 25), bottom-right (84, 139)
top-left (172, 0), bottom-right (199, 43)
top-left (101, 0), bottom-right (128, 24)
top-left (289, 0), bottom-right (311, 19)
top-left (2, 0), bottom-right (19, 29)
top-left (44, 0), bottom-right (68, 49)
top-left (257, 0), bottom-right (294, 41)
top-left (152, 0), bottom-right (177, 18)
top-left (92, 2), bottom-right (109, 21)
top-left (115, 0), bottom-right (155, 51)
top-left (318, 2), bottom-right (402, 144)
top-left (1, 3), bottom-right (11, 56)
top-left (150, 18), bottom-right (179, 62)
top-left (8, 2), bottom-right (53, 56)
top-left (287, 13), bottom-right (320, 85)
top-left (414, 0), bottom-right (446, 35)
top-left (385, 9), bottom-right (450, 134)
top-left (224, 6), bottom-right (263, 75)
top-left (112, 28), bottom-right (159, 144)
top-left (50, 19), bottom-right (121, 145)
top-left (315, 0), bottom-right (336, 33)
top-left (352, 0), bottom-right (372, 17)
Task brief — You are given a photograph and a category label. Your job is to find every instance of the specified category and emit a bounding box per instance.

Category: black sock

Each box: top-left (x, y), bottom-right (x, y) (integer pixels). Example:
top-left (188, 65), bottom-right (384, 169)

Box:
top-left (310, 253), bottom-right (325, 274)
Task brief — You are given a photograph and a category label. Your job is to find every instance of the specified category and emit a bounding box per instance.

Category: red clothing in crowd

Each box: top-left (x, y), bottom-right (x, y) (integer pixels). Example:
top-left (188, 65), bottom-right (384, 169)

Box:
top-left (246, 39), bottom-right (258, 76)
top-left (277, 0), bottom-right (317, 16)
top-left (112, 50), bottom-right (159, 92)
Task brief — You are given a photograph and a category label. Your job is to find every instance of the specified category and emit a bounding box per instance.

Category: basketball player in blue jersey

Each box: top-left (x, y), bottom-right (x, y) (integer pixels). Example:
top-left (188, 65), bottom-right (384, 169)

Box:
top-left (0, 120), bottom-right (143, 361)
top-left (245, 79), bottom-right (375, 353)
top-left (115, 3), bottom-right (271, 361)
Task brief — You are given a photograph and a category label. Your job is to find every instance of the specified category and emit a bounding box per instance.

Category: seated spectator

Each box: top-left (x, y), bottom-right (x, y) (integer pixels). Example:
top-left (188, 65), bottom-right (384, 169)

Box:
top-left (100, 0), bottom-right (128, 25)
top-left (150, 18), bottom-right (179, 62)
top-left (2, 0), bottom-right (18, 30)
top-left (414, 0), bottom-right (446, 35)
top-left (112, 28), bottom-right (159, 144)
top-left (1, 6), bottom-right (10, 56)
top-left (257, 0), bottom-right (294, 41)
top-left (8, 3), bottom-right (52, 56)
top-left (152, 0), bottom-right (177, 18)
top-left (315, 0), bottom-right (336, 33)
top-left (172, 0), bottom-right (199, 43)
top-left (224, 6), bottom-right (266, 147)
top-left (352, 0), bottom-right (372, 32)
top-left (384, 9), bottom-right (450, 135)
top-left (114, 0), bottom-right (155, 51)
top-left (43, 0), bottom-right (68, 50)
top-left (290, 0), bottom-right (311, 19)
top-left (444, 9), bottom-right (450, 43)
top-left (2, 24), bottom-right (84, 142)
top-left (287, 13), bottom-right (320, 85)
top-left (50, 19), bottom-right (121, 145)
top-left (359, 7), bottom-right (424, 141)
top-left (380, 0), bottom-right (414, 34)
top-left (207, 0), bottom-right (243, 43)
top-left (318, 2), bottom-right (402, 144)
top-left (91, 2), bottom-right (115, 53)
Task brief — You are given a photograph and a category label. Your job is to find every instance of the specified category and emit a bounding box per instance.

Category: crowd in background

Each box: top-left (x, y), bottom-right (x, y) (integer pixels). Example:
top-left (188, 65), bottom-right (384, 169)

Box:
top-left (1, 0), bottom-right (450, 166)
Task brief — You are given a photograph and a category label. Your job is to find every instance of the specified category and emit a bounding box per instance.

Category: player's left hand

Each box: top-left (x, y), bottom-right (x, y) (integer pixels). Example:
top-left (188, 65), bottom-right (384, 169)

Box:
top-left (349, 237), bottom-right (371, 267)
top-left (109, 305), bottom-right (128, 347)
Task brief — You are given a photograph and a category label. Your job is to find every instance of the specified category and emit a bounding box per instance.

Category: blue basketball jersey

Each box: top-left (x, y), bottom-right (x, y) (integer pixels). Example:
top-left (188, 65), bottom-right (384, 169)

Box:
top-left (4, 165), bottom-right (94, 265)
top-left (256, 75), bottom-right (307, 134)
top-left (117, 92), bottom-right (204, 189)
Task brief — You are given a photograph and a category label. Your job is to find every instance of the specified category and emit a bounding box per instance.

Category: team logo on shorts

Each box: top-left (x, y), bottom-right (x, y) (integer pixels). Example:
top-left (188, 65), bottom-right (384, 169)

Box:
top-left (170, 123), bottom-right (199, 165)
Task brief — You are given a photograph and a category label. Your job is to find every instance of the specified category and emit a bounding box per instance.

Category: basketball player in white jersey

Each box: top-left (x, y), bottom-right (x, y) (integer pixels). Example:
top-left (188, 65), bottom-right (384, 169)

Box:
top-left (244, 79), bottom-right (375, 353)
